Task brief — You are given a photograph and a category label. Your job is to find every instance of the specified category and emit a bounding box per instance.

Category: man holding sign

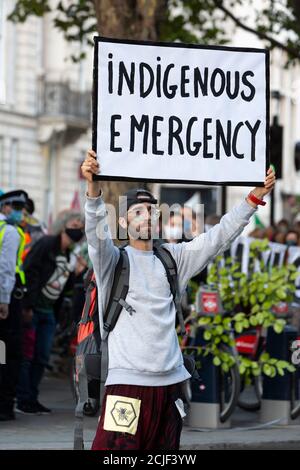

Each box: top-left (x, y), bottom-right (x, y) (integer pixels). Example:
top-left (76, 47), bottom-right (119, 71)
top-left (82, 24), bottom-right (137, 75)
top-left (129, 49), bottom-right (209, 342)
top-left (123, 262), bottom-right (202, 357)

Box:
top-left (82, 148), bottom-right (275, 450)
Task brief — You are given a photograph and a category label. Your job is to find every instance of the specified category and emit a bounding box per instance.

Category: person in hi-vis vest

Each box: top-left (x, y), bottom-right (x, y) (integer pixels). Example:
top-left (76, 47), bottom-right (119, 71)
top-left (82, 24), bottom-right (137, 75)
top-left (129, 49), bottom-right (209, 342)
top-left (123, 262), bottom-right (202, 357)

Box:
top-left (0, 189), bottom-right (28, 421)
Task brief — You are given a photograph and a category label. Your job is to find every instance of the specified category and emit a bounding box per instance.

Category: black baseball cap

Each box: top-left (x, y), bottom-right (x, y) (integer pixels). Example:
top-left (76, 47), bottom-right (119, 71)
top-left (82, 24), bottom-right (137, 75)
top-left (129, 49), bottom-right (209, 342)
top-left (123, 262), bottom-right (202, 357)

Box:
top-left (119, 188), bottom-right (158, 217)
top-left (0, 190), bottom-right (28, 208)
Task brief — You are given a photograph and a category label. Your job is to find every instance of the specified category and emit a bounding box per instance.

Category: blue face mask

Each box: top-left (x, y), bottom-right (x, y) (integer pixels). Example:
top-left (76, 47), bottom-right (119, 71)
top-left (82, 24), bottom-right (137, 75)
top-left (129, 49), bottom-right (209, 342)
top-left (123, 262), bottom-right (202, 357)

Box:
top-left (7, 209), bottom-right (23, 225)
top-left (184, 220), bottom-right (192, 234)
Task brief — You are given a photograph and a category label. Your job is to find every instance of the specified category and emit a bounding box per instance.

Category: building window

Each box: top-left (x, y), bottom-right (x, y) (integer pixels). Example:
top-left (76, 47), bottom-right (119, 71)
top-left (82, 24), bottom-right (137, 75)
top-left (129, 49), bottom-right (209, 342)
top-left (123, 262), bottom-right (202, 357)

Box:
top-left (0, 0), bottom-right (6, 104)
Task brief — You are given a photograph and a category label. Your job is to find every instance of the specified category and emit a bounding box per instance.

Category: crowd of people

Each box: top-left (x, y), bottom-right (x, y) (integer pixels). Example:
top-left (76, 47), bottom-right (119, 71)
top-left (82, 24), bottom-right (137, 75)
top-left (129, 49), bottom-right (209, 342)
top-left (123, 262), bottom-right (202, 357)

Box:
top-left (249, 218), bottom-right (300, 247)
top-left (0, 189), bottom-right (87, 420)
top-left (0, 182), bottom-right (298, 426)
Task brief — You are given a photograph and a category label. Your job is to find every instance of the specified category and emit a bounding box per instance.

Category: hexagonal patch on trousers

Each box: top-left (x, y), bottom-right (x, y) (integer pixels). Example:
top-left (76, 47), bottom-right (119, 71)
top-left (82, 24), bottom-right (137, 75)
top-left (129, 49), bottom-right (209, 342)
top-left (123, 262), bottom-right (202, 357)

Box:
top-left (104, 395), bottom-right (141, 435)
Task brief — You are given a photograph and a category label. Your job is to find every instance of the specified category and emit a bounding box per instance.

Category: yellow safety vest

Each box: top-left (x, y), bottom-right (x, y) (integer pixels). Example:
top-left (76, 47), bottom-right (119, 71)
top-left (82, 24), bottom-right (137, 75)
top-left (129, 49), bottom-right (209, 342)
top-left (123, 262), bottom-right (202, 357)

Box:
top-left (0, 220), bottom-right (26, 286)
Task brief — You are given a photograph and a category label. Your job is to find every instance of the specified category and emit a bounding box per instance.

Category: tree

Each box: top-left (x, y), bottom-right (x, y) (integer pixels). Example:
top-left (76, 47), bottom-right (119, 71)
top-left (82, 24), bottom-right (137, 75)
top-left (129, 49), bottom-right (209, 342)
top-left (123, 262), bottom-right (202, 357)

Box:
top-left (9, 0), bottom-right (170, 206)
top-left (8, 1), bottom-right (300, 62)
top-left (8, 1), bottom-right (300, 206)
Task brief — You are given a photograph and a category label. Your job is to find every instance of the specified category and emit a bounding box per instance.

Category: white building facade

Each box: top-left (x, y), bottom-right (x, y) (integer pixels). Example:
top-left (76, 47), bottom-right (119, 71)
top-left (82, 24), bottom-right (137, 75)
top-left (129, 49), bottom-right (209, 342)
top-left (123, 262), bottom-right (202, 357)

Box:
top-left (0, 0), bottom-right (92, 224)
top-left (227, 7), bottom-right (300, 229)
top-left (0, 0), bottom-right (299, 228)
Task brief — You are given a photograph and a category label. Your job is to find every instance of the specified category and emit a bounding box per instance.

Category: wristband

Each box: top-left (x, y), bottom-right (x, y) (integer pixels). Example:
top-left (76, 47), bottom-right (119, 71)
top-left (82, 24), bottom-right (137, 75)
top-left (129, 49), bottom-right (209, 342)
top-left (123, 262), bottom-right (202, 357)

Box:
top-left (247, 192), bottom-right (266, 206)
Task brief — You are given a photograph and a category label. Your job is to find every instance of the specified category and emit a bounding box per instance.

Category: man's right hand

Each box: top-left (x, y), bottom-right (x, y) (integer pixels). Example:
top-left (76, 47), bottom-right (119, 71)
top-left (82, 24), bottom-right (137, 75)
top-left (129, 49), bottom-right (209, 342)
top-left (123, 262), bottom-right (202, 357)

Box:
top-left (0, 304), bottom-right (9, 320)
top-left (81, 149), bottom-right (102, 198)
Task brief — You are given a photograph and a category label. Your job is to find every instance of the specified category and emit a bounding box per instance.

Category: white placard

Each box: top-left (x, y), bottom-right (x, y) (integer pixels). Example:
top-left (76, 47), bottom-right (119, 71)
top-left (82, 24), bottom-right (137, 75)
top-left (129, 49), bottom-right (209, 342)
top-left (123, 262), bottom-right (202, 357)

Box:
top-left (93, 37), bottom-right (269, 185)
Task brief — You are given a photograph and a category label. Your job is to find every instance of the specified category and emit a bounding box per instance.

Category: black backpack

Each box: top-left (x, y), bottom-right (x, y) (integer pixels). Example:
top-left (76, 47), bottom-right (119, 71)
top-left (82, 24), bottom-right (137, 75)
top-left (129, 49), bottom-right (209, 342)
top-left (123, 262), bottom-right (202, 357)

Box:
top-left (73, 243), bottom-right (197, 450)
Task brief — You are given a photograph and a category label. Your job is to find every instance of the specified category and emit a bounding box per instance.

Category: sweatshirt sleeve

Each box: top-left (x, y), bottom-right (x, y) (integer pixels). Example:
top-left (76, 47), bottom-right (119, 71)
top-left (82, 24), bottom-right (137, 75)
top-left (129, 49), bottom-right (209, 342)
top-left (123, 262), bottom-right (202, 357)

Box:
top-left (85, 192), bottom-right (119, 329)
top-left (0, 226), bottom-right (19, 304)
top-left (164, 199), bottom-right (257, 294)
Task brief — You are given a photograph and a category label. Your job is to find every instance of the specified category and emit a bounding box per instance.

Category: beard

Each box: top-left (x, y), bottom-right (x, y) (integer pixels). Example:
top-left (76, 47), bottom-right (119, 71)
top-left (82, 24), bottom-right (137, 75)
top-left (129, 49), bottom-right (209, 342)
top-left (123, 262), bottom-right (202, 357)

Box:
top-left (138, 226), bottom-right (153, 240)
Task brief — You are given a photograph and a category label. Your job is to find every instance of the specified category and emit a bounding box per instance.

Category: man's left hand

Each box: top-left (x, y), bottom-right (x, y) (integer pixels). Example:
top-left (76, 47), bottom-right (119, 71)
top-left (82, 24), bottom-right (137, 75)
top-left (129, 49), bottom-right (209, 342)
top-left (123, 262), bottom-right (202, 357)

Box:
top-left (246, 166), bottom-right (276, 208)
top-left (252, 166), bottom-right (276, 199)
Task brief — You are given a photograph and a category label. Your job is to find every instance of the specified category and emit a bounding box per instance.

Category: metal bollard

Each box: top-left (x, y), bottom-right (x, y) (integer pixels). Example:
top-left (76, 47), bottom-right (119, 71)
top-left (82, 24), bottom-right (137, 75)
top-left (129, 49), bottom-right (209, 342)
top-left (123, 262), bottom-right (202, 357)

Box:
top-left (186, 327), bottom-right (231, 429)
top-left (260, 325), bottom-right (298, 425)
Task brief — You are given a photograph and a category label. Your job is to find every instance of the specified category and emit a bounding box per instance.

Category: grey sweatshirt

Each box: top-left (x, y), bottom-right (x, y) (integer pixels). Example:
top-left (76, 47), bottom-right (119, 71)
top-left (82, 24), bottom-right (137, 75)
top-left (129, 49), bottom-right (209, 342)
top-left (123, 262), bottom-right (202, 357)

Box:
top-left (85, 194), bottom-right (257, 387)
top-left (0, 214), bottom-right (20, 304)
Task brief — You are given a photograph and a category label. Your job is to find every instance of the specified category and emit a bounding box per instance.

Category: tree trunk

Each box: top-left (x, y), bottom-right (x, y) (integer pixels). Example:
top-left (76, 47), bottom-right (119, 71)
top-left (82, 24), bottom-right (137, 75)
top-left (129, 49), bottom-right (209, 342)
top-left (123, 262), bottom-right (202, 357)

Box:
top-left (92, 0), bottom-right (167, 208)
top-left (94, 0), bottom-right (167, 41)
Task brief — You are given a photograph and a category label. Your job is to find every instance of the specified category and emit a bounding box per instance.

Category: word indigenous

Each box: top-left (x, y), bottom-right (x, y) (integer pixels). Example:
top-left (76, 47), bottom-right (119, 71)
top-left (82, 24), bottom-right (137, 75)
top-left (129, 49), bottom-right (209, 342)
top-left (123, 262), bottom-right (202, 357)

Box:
top-left (107, 54), bottom-right (261, 161)
top-left (108, 54), bottom-right (256, 101)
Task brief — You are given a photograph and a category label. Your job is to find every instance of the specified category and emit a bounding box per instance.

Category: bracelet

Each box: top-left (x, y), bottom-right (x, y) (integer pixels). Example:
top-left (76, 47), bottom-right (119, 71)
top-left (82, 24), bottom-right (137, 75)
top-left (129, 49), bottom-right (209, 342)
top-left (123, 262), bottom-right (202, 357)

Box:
top-left (247, 192), bottom-right (266, 206)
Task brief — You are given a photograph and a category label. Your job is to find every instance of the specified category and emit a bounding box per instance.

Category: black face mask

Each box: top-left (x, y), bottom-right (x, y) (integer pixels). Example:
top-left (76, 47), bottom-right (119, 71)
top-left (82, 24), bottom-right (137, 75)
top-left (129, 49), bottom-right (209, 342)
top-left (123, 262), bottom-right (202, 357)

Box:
top-left (65, 227), bottom-right (84, 243)
top-left (286, 240), bottom-right (297, 247)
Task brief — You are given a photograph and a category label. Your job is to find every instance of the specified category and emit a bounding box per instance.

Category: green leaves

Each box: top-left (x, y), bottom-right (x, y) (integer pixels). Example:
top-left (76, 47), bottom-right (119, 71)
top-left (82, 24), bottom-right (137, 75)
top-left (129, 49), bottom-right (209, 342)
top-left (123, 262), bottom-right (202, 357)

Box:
top-left (273, 319), bottom-right (285, 334)
top-left (249, 316), bottom-right (258, 326)
top-left (8, 0), bottom-right (51, 22)
top-left (203, 330), bottom-right (212, 341)
top-left (234, 322), bottom-right (243, 334)
top-left (263, 363), bottom-right (276, 377)
top-left (277, 289), bottom-right (287, 300)
top-left (202, 238), bottom-right (298, 383)
top-left (234, 312), bottom-right (246, 321)
top-left (8, 0), bottom-right (300, 65)
top-left (237, 353), bottom-right (295, 382)
top-left (259, 354), bottom-right (295, 378)
top-left (193, 313), bottom-right (295, 383)
top-left (215, 325), bottom-right (224, 335)
top-left (198, 316), bottom-right (211, 326)
top-left (286, 363), bottom-right (297, 373)
top-left (213, 356), bottom-right (221, 366)
top-left (290, 272), bottom-right (300, 281)
top-left (207, 239), bottom-right (294, 339)
top-left (258, 293), bottom-right (266, 302)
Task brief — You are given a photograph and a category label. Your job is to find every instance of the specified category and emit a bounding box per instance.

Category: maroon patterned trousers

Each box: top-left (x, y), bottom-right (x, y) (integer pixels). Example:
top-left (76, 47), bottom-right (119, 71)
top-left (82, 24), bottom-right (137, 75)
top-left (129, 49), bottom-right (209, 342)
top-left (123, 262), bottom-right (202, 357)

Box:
top-left (91, 383), bottom-right (184, 451)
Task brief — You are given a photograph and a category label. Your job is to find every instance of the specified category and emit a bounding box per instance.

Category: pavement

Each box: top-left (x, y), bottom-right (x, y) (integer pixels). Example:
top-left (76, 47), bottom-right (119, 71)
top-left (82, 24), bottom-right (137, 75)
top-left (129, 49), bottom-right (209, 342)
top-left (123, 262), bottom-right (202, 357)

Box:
top-left (1, 374), bottom-right (300, 450)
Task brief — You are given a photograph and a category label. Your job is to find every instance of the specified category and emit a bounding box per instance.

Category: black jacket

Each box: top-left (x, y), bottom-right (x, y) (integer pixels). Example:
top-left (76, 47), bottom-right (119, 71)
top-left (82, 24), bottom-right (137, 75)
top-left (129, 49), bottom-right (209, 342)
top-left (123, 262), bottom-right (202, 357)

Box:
top-left (23, 234), bottom-right (74, 310)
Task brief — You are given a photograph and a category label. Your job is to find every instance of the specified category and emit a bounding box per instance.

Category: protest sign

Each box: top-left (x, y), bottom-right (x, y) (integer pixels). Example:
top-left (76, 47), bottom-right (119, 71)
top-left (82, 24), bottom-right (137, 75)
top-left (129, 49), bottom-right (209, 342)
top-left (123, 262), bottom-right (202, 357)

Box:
top-left (92, 37), bottom-right (269, 186)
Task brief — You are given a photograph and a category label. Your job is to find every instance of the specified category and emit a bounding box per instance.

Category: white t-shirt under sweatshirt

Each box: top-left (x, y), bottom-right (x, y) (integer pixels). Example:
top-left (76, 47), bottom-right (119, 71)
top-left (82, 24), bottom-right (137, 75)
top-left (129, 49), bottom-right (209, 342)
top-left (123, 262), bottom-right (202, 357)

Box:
top-left (85, 194), bottom-right (257, 387)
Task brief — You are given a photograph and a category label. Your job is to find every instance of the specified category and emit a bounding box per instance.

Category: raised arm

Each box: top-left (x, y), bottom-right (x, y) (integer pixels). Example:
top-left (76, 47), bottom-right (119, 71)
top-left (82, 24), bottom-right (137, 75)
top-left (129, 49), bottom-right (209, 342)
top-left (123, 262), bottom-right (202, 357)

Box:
top-left (82, 150), bottom-right (119, 323)
top-left (166, 167), bottom-right (276, 293)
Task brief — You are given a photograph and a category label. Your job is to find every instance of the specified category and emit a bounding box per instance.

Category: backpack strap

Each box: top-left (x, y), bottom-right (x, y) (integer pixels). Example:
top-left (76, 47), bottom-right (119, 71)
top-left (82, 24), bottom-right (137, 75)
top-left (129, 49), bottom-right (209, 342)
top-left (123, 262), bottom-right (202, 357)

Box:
top-left (153, 244), bottom-right (186, 336)
top-left (83, 268), bottom-right (94, 290)
top-left (74, 249), bottom-right (132, 451)
top-left (102, 247), bottom-right (133, 341)
top-left (80, 276), bottom-right (97, 324)
top-left (97, 247), bottom-right (132, 418)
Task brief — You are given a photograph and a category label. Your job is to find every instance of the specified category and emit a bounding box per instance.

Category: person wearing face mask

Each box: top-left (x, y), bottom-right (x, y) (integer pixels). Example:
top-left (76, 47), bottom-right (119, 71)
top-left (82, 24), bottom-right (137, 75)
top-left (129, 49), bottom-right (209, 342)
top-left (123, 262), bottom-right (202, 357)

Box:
top-left (285, 230), bottom-right (300, 248)
top-left (163, 212), bottom-right (190, 244)
top-left (16, 210), bottom-right (84, 415)
top-left (0, 189), bottom-right (28, 421)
